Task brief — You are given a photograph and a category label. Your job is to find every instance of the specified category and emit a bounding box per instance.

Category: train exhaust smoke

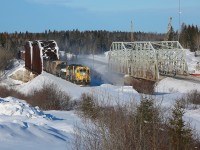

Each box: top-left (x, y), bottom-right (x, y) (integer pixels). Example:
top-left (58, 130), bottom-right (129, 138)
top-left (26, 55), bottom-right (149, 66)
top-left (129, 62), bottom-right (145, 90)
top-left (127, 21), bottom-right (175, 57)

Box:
top-left (66, 53), bottom-right (124, 86)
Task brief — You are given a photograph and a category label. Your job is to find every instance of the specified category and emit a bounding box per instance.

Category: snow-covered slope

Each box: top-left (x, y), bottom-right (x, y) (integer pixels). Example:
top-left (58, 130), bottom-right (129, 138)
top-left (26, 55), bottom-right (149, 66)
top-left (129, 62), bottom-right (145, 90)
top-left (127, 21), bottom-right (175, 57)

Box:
top-left (16, 71), bottom-right (138, 104)
top-left (0, 97), bottom-right (81, 150)
top-left (18, 71), bottom-right (88, 99)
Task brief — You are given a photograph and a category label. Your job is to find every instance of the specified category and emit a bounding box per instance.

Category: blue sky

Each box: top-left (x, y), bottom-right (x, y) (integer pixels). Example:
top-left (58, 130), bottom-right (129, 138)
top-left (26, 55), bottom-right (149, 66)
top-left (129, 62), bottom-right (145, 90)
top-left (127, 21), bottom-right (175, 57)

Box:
top-left (0, 0), bottom-right (200, 33)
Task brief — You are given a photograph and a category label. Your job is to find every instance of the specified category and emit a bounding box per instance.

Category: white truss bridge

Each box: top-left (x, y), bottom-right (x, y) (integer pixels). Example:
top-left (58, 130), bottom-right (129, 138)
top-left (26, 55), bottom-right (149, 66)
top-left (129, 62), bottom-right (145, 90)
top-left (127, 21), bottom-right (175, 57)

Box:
top-left (108, 41), bottom-right (188, 81)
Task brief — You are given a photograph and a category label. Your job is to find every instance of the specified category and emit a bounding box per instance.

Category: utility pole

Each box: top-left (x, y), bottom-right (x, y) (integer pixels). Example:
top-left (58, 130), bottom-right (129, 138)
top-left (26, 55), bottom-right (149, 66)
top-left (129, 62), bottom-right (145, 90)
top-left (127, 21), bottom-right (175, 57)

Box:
top-left (178, 0), bottom-right (181, 41)
top-left (131, 20), bottom-right (134, 42)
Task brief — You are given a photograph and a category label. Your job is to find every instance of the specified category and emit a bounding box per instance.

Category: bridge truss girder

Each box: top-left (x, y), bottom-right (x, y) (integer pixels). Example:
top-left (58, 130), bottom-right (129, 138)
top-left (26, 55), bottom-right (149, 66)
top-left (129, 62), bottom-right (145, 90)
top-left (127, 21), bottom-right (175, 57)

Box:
top-left (109, 41), bottom-right (188, 81)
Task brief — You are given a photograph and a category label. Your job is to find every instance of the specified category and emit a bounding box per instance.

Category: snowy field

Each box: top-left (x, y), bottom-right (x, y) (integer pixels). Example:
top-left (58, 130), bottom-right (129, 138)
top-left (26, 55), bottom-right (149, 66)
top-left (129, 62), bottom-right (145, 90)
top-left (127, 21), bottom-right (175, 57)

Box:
top-left (1, 50), bottom-right (200, 149)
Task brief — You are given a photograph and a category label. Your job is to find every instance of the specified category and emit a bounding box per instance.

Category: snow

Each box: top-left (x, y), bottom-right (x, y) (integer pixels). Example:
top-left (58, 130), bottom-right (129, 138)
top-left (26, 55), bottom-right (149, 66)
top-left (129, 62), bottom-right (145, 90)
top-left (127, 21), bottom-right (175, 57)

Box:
top-left (0, 97), bottom-right (45, 118)
top-left (155, 77), bottom-right (200, 93)
top-left (66, 53), bottom-right (76, 61)
top-left (1, 49), bottom-right (200, 149)
top-left (185, 49), bottom-right (200, 73)
top-left (87, 53), bottom-right (109, 64)
top-left (0, 96), bottom-right (81, 150)
top-left (184, 109), bottom-right (200, 132)
top-left (18, 72), bottom-right (88, 99)
top-left (53, 40), bottom-right (60, 60)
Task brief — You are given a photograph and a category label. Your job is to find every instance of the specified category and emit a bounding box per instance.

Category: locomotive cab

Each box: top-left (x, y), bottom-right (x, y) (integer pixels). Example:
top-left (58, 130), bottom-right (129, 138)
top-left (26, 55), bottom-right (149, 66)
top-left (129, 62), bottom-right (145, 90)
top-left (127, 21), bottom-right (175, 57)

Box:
top-left (66, 64), bottom-right (90, 85)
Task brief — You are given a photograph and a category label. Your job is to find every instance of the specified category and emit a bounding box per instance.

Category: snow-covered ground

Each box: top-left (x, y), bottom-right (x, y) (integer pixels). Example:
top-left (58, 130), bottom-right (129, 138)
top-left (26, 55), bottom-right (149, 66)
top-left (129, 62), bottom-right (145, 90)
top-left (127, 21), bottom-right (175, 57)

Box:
top-left (1, 50), bottom-right (200, 149)
top-left (0, 97), bottom-right (81, 150)
top-left (186, 49), bottom-right (200, 73)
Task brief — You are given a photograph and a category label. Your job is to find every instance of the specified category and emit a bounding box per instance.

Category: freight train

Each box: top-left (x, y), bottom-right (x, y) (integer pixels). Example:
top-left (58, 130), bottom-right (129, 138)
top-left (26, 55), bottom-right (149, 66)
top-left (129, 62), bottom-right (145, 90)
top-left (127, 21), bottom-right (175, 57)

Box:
top-left (25, 40), bottom-right (90, 85)
top-left (43, 60), bottom-right (90, 85)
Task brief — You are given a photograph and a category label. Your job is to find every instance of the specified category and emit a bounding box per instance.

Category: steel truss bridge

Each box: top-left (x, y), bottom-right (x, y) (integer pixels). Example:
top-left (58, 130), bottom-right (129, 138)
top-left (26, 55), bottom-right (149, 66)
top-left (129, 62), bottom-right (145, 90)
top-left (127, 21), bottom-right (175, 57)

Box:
top-left (109, 41), bottom-right (188, 81)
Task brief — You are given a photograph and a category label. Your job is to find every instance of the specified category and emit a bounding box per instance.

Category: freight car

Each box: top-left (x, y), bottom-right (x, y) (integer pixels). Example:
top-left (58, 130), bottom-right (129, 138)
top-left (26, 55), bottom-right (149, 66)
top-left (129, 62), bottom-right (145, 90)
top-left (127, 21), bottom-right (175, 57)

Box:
top-left (43, 59), bottom-right (67, 76)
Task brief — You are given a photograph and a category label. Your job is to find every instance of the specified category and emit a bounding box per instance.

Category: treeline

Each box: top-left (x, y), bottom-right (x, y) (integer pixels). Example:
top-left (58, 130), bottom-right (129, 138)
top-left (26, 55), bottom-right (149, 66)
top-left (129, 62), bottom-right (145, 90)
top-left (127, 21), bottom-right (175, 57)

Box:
top-left (0, 24), bottom-right (199, 55)
top-left (179, 24), bottom-right (200, 51)
top-left (0, 30), bottom-right (164, 55)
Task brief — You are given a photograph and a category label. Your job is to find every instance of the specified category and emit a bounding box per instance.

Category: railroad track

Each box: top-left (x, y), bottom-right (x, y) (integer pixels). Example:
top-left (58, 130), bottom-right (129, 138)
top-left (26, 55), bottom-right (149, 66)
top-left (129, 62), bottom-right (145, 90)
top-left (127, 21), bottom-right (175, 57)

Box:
top-left (160, 74), bottom-right (200, 84)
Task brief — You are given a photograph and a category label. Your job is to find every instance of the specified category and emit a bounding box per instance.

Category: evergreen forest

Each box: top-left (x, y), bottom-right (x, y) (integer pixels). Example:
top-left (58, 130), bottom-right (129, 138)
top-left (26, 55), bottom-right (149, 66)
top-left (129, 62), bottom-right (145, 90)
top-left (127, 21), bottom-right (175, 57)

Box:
top-left (0, 24), bottom-right (199, 56)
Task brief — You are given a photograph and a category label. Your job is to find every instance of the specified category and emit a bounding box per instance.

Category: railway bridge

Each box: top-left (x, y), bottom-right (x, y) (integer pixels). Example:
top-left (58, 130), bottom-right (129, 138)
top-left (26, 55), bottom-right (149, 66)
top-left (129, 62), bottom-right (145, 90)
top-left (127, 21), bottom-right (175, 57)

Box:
top-left (108, 41), bottom-right (188, 81)
top-left (24, 40), bottom-right (59, 74)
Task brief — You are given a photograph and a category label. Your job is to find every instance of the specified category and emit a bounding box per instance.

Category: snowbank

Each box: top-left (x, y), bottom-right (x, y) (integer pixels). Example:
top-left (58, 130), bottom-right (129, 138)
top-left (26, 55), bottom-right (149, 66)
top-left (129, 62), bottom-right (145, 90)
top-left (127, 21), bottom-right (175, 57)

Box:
top-left (0, 96), bottom-right (81, 150)
top-left (155, 77), bottom-right (200, 93)
top-left (0, 97), bottom-right (45, 119)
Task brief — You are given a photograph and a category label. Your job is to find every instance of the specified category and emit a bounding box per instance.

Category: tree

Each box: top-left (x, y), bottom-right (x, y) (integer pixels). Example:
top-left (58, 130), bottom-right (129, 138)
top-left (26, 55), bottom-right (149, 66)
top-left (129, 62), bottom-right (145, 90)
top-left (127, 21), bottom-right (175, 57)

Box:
top-left (168, 101), bottom-right (193, 150)
top-left (135, 98), bottom-right (161, 150)
top-left (168, 27), bottom-right (176, 41)
top-left (0, 33), bottom-right (7, 47)
top-left (180, 24), bottom-right (199, 51)
top-left (0, 47), bottom-right (13, 72)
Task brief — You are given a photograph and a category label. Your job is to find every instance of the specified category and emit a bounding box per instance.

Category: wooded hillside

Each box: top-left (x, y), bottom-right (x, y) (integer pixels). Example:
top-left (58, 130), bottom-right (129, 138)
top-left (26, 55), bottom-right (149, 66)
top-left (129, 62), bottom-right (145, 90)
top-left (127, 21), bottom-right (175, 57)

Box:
top-left (0, 24), bottom-right (199, 55)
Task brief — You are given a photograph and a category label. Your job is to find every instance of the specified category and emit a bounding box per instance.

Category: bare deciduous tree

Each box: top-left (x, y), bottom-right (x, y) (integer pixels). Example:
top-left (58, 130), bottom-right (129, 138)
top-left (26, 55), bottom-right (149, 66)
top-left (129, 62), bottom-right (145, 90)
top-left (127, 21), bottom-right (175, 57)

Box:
top-left (0, 47), bottom-right (13, 73)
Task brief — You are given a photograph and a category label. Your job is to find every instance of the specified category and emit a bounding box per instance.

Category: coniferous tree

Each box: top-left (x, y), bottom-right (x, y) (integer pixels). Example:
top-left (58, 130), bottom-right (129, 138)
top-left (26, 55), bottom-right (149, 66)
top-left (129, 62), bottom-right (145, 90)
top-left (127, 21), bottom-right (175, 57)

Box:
top-left (168, 101), bottom-right (193, 150)
top-left (135, 98), bottom-right (161, 150)
top-left (168, 26), bottom-right (176, 41)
